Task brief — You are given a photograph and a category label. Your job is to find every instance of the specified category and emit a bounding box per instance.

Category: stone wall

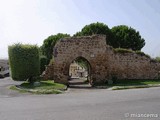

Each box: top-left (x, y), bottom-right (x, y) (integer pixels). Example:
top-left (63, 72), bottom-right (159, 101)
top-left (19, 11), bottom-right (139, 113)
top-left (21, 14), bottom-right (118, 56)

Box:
top-left (106, 48), bottom-right (160, 80)
top-left (42, 64), bottom-right (54, 80)
top-left (43, 35), bottom-right (160, 85)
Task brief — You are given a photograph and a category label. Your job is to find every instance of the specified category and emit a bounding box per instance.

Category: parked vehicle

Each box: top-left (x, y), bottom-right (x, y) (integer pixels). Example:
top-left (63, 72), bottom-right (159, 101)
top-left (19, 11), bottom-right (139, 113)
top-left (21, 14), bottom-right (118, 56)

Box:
top-left (0, 70), bottom-right (10, 78)
top-left (0, 74), bottom-right (4, 78)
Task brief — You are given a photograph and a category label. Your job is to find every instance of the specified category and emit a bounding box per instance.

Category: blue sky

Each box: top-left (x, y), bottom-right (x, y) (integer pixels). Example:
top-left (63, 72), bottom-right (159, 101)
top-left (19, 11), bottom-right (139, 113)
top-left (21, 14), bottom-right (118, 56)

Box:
top-left (0, 0), bottom-right (160, 58)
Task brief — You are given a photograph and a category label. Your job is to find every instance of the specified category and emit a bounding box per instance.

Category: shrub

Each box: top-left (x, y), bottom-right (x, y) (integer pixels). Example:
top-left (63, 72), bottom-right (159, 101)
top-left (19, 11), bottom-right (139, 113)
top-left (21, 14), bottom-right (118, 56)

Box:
top-left (8, 43), bottom-right (40, 81)
top-left (49, 57), bottom-right (54, 65)
top-left (155, 57), bottom-right (160, 62)
top-left (135, 51), bottom-right (151, 58)
top-left (135, 51), bottom-right (145, 56)
top-left (40, 55), bottom-right (49, 74)
top-left (150, 59), bottom-right (157, 63)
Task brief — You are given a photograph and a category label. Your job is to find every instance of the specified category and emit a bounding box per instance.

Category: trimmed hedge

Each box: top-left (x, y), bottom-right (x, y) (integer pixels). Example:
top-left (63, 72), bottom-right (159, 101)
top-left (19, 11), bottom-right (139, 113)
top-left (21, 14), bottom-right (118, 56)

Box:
top-left (8, 43), bottom-right (40, 81)
top-left (40, 55), bottom-right (49, 74)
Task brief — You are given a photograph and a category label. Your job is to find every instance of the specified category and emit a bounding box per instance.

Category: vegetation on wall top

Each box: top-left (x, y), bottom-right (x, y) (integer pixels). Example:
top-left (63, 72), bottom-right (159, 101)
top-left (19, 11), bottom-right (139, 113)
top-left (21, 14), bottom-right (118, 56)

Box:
top-left (135, 51), bottom-right (151, 58)
top-left (114, 48), bottom-right (133, 54)
top-left (113, 48), bottom-right (151, 59)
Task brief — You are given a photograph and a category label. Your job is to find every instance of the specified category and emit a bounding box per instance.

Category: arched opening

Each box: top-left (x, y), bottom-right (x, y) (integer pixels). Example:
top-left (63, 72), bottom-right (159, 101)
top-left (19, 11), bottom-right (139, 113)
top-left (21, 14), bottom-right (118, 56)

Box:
top-left (68, 57), bottom-right (92, 88)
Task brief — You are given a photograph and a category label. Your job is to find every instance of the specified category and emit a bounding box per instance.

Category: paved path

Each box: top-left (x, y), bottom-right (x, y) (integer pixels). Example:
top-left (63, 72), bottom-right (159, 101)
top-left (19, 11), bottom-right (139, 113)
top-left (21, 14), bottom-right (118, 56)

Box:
top-left (0, 77), bottom-right (160, 120)
top-left (68, 78), bottom-right (95, 92)
top-left (0, 77), bottom-right (29, 98)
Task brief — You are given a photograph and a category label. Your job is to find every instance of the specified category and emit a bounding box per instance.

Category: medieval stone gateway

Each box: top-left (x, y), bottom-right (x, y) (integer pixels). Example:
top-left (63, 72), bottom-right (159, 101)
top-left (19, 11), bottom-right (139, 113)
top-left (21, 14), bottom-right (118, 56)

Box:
top-left (43, 35), bottom-right (160, 85)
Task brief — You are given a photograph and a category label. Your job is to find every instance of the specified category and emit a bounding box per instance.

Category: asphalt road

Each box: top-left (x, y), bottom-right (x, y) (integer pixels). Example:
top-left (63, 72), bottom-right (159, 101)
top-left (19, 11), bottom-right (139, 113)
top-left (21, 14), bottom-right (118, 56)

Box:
top-left (0, 77), bottom-right (160, 120)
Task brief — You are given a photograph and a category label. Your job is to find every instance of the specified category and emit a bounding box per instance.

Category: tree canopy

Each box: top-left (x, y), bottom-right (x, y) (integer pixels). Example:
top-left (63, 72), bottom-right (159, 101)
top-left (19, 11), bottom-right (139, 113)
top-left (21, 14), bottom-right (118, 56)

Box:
top-left (74, 22), bottom-right (145, 51)
top-left (41, 33), bottom-right (70, 60)
top-left (74, 22), bottom-right (113, 45)
top-left (111, 25), bottom-right (145, 51)
top-left (74, 22), bottom-right (111, 37)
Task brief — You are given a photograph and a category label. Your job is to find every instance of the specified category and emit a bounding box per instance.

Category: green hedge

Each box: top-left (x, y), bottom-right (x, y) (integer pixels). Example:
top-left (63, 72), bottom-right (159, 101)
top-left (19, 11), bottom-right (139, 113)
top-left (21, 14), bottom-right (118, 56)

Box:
top-left (40, 55), bottom-right (49, 74)
top-left (8, 43), bottom-right (40, 81)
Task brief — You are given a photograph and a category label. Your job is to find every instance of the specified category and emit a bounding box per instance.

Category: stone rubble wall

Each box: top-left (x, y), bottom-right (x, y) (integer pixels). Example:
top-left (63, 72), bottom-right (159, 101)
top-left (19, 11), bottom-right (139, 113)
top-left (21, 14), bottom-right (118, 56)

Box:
top-left (42, 64), bottom-right (54, 80)
top-left (42, 35), bottom-right (160, 85)
top-left (106, 48), bottom-right (160, 80)
top-left (52, 35), bottom-right (107, 84)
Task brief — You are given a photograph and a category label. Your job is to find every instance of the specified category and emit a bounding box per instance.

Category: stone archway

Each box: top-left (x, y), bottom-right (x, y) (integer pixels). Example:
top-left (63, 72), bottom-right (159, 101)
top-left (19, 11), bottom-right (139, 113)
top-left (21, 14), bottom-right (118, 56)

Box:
top-left (52, 35), bottom-right (107, 85)
top-left (68, 56), bottom-right (92, 85)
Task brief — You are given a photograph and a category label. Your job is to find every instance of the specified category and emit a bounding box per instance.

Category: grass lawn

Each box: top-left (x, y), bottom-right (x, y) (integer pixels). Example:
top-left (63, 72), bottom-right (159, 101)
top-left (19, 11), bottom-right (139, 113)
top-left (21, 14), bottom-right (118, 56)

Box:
top-left (111, 79), bottom-right (160, 86)
top-left (10, 80), bottom-right (67, 94)
top-left (107, 79), bottom-right (160, 90)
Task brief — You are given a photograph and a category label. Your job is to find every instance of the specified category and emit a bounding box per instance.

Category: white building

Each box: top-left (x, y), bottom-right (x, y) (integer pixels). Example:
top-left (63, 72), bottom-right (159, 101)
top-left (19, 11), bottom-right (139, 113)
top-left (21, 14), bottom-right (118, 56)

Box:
top-left (69, 62), bottom-right (88, 78)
